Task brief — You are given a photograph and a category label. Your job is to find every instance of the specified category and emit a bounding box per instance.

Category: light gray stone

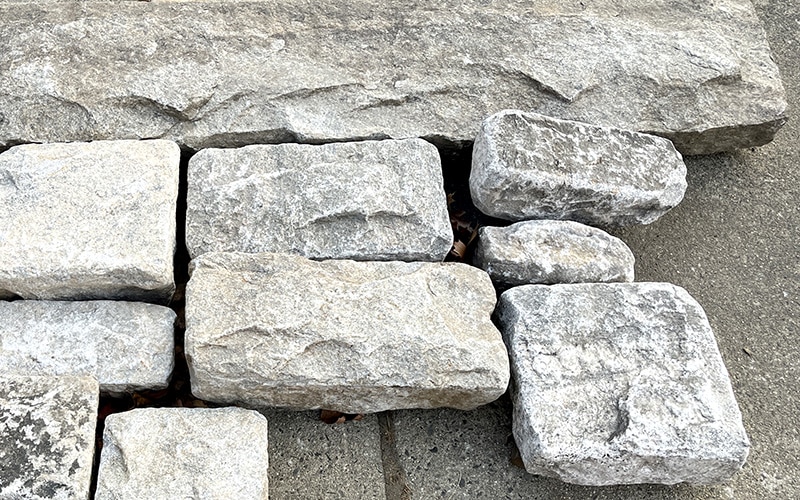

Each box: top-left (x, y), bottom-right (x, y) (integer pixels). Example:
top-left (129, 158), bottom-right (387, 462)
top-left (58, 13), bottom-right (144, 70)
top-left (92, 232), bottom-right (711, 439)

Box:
top-left (186, 139), bottom-right (451, 261)
top-left (496, 282), bottom-right (750, 486)
top-left (0, 301), bottom-right (175, 394)
top-left (474, 220), bottom-right (635, 286)
top-left (0, 1), bottom-right (786, 154)
top-left (95, 407), bottom-right (269, 500)
top-left (0, 375), bottom-right (98, 500)
top-left (470, 110), bottom-right (688, 226)
top-left (0, 140), bottom-right (179, 302)
top-left (185, 252), bottom-right (509, 413)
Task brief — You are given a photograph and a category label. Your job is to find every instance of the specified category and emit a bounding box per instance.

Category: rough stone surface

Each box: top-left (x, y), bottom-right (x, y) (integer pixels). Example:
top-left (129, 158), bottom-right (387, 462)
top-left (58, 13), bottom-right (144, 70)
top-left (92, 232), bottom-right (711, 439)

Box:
top-left (186, 139), bottom-right (451, 261)
top-left (0, 1), bottom-right (786, 154)
top-left (474, 220), bottom-right (635, 286)
top-left (470, 110), bottom-right (688, 226)
top-left (497, 282), bottom-right (750, 486)
top-left (0, 375), bottom-right (98, 500)
top-left (0, 140), bottom-right (179, 302)
top-left (185, 252), bottom-right (509, 413)
top-left (95, 407), bottom-right (269, 500)
top-left (261, 409), bottom-right (386, 499)
top-left (0, 301), bottom-right (175, 394)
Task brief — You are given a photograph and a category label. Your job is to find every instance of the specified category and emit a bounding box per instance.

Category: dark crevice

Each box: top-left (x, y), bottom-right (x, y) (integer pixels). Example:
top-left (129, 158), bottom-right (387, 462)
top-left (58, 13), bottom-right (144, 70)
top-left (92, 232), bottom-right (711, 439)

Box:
top-left (378, 412), bottom-right (413, 500)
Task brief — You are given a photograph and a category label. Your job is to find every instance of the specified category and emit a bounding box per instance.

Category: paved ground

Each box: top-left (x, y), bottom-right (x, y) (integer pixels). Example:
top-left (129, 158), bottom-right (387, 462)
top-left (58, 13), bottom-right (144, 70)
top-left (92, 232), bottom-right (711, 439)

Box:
top-left (266, 1), bottom-right (799, 498)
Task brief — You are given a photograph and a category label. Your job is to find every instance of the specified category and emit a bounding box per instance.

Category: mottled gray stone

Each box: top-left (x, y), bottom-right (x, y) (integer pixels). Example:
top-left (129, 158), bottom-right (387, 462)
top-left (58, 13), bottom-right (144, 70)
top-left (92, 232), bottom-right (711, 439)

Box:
top-left (0, 375), bottom-right (98, 500)
top-left (474, 220), bottom-right (635, 286)
top-left (0, 1), bottom-right (786, 154)
top-left (497, 283), bottom-right (750, 486)
top-left (470, 111), bottom-right (688, 226)
top-left (0, 140), bottom-right (179, 302)
top-left (185, 252), bottom-right (509, 413)
top-left (95, 407), bottom-right (269, 500)
top-left (186, 139), bottom-right (451, 261)
top-left (0, 301), bottom-right (175, 394)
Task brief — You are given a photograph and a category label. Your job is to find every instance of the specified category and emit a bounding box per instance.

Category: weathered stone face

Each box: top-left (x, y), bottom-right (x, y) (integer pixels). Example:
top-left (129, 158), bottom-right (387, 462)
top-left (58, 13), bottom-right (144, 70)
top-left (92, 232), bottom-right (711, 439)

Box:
top-left (497, 283), bottom-right (750, 486)
top-left (474, 220), bottom-right (634, 286)
top-left (0, 140), bottom-right (179, 302)
top-left (470, 110), bottom-right (688, 226)
top-left (185, 252), bottom-right (509, 413)
top-left (95, 407), bottom-right (269, 500)
top-left (0, 301), bottom-right (175, 394)
top-left (0, 1), bottom-right (785, 154)
top-left (186, 139), bottom-right (452, 261)
top-left (0, 375), bottom-right (98, 500)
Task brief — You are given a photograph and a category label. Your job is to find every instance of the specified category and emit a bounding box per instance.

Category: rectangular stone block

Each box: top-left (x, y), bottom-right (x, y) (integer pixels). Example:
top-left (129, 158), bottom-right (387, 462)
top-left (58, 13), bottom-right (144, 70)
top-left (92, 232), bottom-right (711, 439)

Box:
top-left (0, 375), bottom-right (98, 500)
top-left (0, 140), bottom-right (179, 302)
top-left (497, 283), bottom-right (750, 486)
top-left (186, 139), bottom-right (452, 261)
top-left (470, 110), bottom-right (687, 226)
top-left (0, 301), bottom-right (175, 394)
top-left (0, 1), bottom-right (786, 154)
top-left (185, 252), bottom-right (509, 413)
top-left (95, 407), bottom-right (269, 500)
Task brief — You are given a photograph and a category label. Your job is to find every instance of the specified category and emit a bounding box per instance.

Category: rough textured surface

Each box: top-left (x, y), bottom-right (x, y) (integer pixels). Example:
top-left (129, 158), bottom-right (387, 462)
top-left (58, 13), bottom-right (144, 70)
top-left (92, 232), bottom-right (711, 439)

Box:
top-left (474, 220), bottom-right (634, 286)
top-left (470, 110), bottom-right (687, 226)
top-left (0, 140), bottom-right (179, 302)
top-left (0, 1), bottom-right (785, 154)
top-left (95, 407), bottom-right (269, 500)
top-left (0, 301), bottom-right (175, 394)
top-left (0, 375), bottom-right (98, 500)
top-left (185, 252), bottom-right (509, 413)
top-left (497, 283), bottom-right (750, 486)
top-left (261, 409), bottom-right (386, 499)
top-left (186, 139), bottom-right (451, 261)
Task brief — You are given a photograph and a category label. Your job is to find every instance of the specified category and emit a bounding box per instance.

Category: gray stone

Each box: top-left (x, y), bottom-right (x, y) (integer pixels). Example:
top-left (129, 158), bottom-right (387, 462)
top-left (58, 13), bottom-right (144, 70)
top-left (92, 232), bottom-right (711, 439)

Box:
top-left (186, 139), bottom-right (451, 261)
top-left (95, 407), bottom-right (269, 500)
top-left (470, 110), bottom-right (688, 226)
top-left (474, 220), bottom-right (635, 286)
top-left (496, 282), bottom-right (750, 486)
top-left (0, 375), bottom-right (98, 500)
top-left (0, 1), bottom-right (785, 154)
top-left (185, 252), bottom-right (509, 413)
top-left (0, 140), bottom-right (179, 302)
top-left (261, 409), bottom-right (386, 499)
top-left (0, 301), bottom-right (175, 394)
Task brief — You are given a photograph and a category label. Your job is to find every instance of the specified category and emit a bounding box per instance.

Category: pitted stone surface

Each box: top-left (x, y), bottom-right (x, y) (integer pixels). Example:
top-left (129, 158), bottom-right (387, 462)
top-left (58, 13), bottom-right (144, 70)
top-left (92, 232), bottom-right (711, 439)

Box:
top-left (185, 252), bottom-right (509, 413)
top-left (0, 140), bottom-right (179, 302)
top-left (470, 110), bottom-right (688, 226)
top-left (0, 375), bottom-right (98, 500)
top-left (0, 1), bottom-right (786, 154)
top-left (95, 407), bottom-right (269, 500)
top-left (186, 139), bottom-right (452, 261)
top-left (497, 282), bottom-right (750, 486)
top-left (474, 220), bottom-right (635, 286)
top-left (0, 301), bottom-right (175, 394)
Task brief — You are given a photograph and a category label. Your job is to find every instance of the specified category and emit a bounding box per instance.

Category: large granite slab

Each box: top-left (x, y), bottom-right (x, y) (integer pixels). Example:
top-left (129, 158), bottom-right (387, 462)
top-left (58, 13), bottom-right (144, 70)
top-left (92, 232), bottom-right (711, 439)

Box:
top-left (496, 283), bottom-right (750, 486)
top-left (0, 140), bottom-right (179, 302)
top-left (0, 0), bottom-right (786, 154)
top-left (0, 301), bottom-right (175, 394)
top-left (186, 139), bottom-right (452, 261)
top-left (0, 375), bottom-right (98, 500)
top-left (185, 252), bottom-right (509, 413)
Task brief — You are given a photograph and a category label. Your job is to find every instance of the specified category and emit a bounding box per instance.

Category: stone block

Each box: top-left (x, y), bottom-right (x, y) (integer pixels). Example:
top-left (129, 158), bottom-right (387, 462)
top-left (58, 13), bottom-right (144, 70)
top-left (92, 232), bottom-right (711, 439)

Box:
top-left (0, 140), bottom-right (179, 302)
top-left (0, 301), bottom-right (175, 394)
top-left (470, 110), bottom-right (687, 226)
top-left (186, 139), bottom-right (451, 261)
top-left (474, 220), bottom-right (634, 286)
top-left (0, 1), bottom-right (786, 154)
top-left (185, 252), bottom-right (509, 413)
top-left (496, 282), bottom-right (750, 485)
top-left (95, 407), bottom-right (269, 500)
top-left (0, 375), bottom-right (98, 500)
